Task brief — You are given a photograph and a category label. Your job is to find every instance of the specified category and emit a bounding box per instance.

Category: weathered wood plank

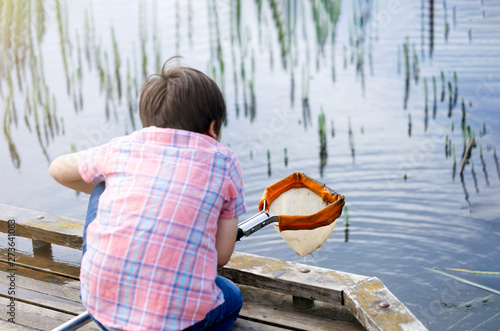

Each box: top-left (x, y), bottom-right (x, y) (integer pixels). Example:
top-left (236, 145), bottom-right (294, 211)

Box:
top-left (233, 318), bottom-right (290, 330)
top-left (238, 285), bottom-right (364, 331)
top-left (343, 277), bottom-right (427, 331)
top-left (0, 319), bottom-right (39, 330)
top-left (0, 204), bottom-right (84, 250)
top-left (0, 297), bottom-right (100, 330)
top-left (221, 251), bottom-right (368, 305)
top-left (0, 268), bottom-right (81, 303)
top-left (0, 247), bottom-right (81, 278)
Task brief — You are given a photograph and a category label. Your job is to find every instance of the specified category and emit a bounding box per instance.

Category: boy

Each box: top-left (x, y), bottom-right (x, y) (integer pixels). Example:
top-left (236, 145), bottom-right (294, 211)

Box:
top-left (49, 56), bottom-right (247, 330)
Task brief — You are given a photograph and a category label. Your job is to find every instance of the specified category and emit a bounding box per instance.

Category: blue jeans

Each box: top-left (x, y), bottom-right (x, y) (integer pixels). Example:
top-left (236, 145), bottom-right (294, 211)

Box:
top-left (83, 182), bottom-right (242, 330)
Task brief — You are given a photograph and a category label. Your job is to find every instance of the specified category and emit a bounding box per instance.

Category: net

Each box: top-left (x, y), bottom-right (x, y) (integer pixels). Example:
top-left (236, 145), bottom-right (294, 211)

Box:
top-left (259, 173), bottom-right (345, 257)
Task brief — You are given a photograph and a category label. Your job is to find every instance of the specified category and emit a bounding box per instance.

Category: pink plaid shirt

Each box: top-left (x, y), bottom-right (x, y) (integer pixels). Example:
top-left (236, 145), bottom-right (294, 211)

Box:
top-left (78, 127), bottom-right (246, 330)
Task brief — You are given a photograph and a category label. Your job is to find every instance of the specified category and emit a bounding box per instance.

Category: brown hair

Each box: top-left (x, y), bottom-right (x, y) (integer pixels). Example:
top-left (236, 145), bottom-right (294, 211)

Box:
top-left (139, 56), bottom-right (226, 136)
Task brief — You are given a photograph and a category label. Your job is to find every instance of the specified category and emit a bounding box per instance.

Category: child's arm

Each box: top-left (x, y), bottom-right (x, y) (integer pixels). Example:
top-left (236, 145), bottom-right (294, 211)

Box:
top-left (49, 153), bottom-right (96, 194)
top-left (215, 217), bottom-right (239, 267)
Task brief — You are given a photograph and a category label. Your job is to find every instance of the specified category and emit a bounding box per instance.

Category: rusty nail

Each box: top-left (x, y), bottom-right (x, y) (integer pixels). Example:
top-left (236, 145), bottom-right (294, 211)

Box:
top-left (37, 215), bottom-right (45, 219)
top-left (299, 267), bottom-right (310, 273)
top-left (378, 302), bottom-right (390, 308)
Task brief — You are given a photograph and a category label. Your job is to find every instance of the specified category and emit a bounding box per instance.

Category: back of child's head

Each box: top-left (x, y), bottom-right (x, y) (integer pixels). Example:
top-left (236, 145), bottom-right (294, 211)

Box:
top-left (139, 56), bottom-right (226, 136)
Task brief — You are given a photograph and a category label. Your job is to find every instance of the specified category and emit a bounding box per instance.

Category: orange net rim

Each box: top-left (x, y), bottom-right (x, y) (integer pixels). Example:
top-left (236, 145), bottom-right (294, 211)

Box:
top-left (258, 173), bottom-right (345, 232)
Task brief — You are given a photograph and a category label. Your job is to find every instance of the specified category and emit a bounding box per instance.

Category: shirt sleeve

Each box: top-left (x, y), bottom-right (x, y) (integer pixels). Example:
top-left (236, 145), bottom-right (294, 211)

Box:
top-left (220, 155), bottom-right (247, 219)
top-left (78, 142), bottom-right (112, 184)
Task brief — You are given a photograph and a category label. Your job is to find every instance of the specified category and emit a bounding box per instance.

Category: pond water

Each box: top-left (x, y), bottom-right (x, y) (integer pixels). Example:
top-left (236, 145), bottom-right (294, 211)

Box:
top-left (1, 0), bottom-right (500, 330)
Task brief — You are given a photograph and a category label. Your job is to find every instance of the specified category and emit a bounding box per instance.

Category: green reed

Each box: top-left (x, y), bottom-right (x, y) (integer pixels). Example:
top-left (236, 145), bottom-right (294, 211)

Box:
top-left (348, 117), bottom-right (355, 161)
top-left (408, 113), bottom-right (412, 137)
top-left (479, 144), bottom-right (490, 186)
top-left (452, 145), bottom-right (457, 180)
top-left (424, 77), bottom-right (428, 109)
top-left (453, 71), bottom-right (458, 106)
top-left (403, 37), bottom-right (410, 109)
top-left (55, 0), bottom-right (70, 94)
top-left (111, 26), bottom-right (122, 102)
top-left (413, 44), bottom-right (419, 83)
top-left (494, 147), bottom-right (500, 182)
top-left (267, 149), bottom-right (271, 177)
top-left (344, 205), bottom-right (349, 243)
top-left (440, 71), bottom-right (445, 101)
top-left (319, 108), bottom-right (327, 176)
top-left (447, 81), bottom-right (453, 117)
top-left (331, 120), bottom-right (335, 138)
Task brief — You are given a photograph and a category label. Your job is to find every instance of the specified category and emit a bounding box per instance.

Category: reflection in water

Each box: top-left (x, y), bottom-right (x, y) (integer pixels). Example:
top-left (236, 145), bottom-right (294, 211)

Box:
top-left (32, 240), bottom-right (53, 260)
top-left (432, 76), bottom-right (437, 118)
top-left (424, 78), bottom-right (428, 131)
top-left (494, 148), bottom-right (500, 182)
top-left (471, 161), bottom-right (479, 193)
top-left (429, 0), bottom-right (434, 57)
top-left (348, 117), bottom-right (355, 162)
top-left (344, 205), bottom-right (349, 243)
top-left (479, 145), bottom-right (489, 186)
top-left (460, 173), bottom-right (471, 207)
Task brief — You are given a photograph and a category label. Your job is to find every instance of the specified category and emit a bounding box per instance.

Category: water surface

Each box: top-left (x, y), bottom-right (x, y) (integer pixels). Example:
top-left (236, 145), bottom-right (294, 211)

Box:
top-left (1, 1), bottom-right (499, 329)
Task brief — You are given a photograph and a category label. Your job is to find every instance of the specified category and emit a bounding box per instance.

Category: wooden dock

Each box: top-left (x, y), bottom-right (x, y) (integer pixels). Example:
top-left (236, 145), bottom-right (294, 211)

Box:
top-left (0, 204), bottom-right (427, 330)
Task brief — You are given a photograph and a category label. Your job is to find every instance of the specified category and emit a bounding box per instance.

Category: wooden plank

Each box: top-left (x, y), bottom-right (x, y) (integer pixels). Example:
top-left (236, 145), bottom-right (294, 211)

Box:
top-left (0, 204), bottom-right (84, 250)
top-left (0, 248), bottom-right (81, 278)
top-left (0, 319), bottom-right (39, 330)
top-left (0, 269), bottom-right (81, 303)
top-left (0, 297), bottom-right (100, 331)
top-left (238, 285), bottom-right (364, 331)
top-left (221, 251), bottom-right (368, 305)
top-left (233, 318), bottom-right (288, 330)
top-left (343, 277), bottom-right (428, 331)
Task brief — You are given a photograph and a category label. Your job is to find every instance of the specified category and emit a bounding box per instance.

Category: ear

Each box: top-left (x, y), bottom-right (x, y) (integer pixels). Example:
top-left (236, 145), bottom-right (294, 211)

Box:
top-left (206, 120), bottom-right (220, 141)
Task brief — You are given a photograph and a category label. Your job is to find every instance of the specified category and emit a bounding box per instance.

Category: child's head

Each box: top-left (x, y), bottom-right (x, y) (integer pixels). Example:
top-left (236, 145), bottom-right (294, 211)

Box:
top-left (139, 56), bottom-right (226, 139)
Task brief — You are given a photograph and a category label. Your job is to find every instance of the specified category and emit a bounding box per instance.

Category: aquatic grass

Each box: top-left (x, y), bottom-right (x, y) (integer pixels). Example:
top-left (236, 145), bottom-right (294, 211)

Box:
top-left (443, 1), bottom-right (449, 41)
top-left (479, 144), bottom-right (489, 186)
top-left (440, 71), bottom-right (445, 101)
top-left (55, 0), bottom-right (70, 95)
top-left (348, 117), bottom-right (355, 162)
top-left (471, 160), bottom-right (479, 193)
top-left (424, 78), bottom-right (428, 131)
top-left (111, 26), bottom-right (122, 102)
top-left (446, 313), bottom-right (474, 330)
top-left (447, 81), bottom-right (453, 117)
top-left (494, 147), bottom-right (500, 182)
top-left (432, 76), bottom-right (437, 118)
top-left (403, 37), bottom-right (410, 109)
top-left (444, 268), bottom-right (500, 275)
top-left (344, 205), bottom-right (349, 243)
top-left (470, 312), bottom-right (500, 331)
top-left (139, 1), bottom-right (148, 80)
top-left (445, 135), bottom-right (449, 158)
top-left (408, 113), bottom-right (412, 137)
top-left (301, 65), bottom-right (311, 129)
top-left (267, 149), bottom-right (271, 177)
top-left (423, 267), bottom-right (500, 296)
top-left (452, 145), bottom-right (456, 180)
top-left (413, 44), bottom-right (419, 83)
top-left (453, 71), bottom-right (458, 106)
top-left (318, 108), bottom-right (327, 176)
top-left (331, 120), bottom-right (335, 138)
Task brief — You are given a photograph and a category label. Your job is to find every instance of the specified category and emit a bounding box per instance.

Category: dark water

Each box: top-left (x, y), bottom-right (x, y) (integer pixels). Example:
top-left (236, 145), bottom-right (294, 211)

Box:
top-left (1, 1), bottom-right (500, 329)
